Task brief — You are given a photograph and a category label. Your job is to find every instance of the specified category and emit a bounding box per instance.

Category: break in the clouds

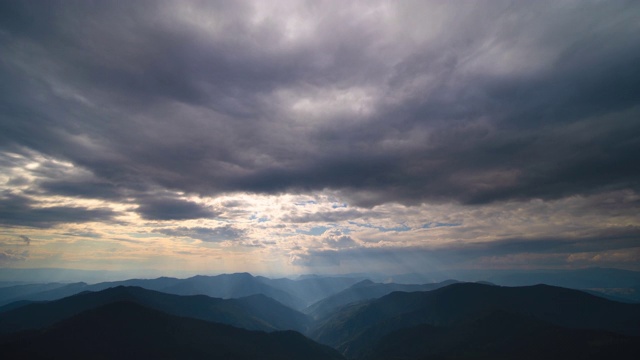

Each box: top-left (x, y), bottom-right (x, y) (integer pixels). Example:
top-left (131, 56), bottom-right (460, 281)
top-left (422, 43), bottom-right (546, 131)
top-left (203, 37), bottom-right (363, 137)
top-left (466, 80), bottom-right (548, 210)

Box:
top-left (0, 0), bottom-right (639, 275)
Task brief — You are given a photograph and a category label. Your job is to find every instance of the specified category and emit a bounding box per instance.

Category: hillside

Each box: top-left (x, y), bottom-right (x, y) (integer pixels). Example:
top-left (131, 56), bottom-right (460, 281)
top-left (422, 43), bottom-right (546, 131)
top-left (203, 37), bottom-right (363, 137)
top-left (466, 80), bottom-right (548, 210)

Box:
top-left (362, 310), bottom-right (640, 360)
top-left (0, 286), bottom-right (310, 334)
top-left (0, 301), bottom-right (344, 360)
top-left (305, 279), bottom-right (458, 319)
top-left (309, 282), bottom-right (640, 358)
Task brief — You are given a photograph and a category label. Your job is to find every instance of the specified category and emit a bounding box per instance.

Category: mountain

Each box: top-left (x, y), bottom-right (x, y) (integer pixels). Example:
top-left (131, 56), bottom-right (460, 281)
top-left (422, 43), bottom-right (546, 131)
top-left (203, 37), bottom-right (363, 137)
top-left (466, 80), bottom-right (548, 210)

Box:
top-left (305, 279), bottom-right (459, 320)
top-left (361, 310), bottom-right (640, 360)
top-left (309, 282), bottom-right (640, 358)
top-left (0, 273), bottom-right (368, 311)
top-left (85, 276), bottom-right (183, 292)
top-left (1, 282), bottom-right (93, 306)
top-left (156, 273), bottom-right (306, 309)
top-left (583, 288), bottom-right (640, 304)
top-left (412, 267), bottom-right (640, 303)
top-left (0, 286), bottom-right (310, 334)
top-left (0, 282), bottom-right (73, 306)
top-left (231, 294), bottom-right (311, 332)
top-left (482, 267), bottom-right (640, 288)
top-left (0, 301), bottom-right (345, 360)
top-left (587, 286), bottom-right (640, 303)
top-left (0, 267), bottom-right (135, 284)
top-left (0, 273), bottom-right (307, 310)
top-left (257, 276), bottom-right (364, 307)
top-left (0, 300), bottom-right (39, 313)
top-left (0, 278), bottom-right (187, 306)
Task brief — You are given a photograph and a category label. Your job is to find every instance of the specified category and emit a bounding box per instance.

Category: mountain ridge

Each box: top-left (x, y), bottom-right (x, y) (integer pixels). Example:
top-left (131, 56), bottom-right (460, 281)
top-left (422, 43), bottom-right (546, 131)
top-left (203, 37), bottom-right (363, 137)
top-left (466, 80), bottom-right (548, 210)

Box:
top-left (0, 301), bottom-right (345, 360)
top-left (0, 285), bottom-right (310, 334)
top-left (309, 282), bottom-right (640, 358)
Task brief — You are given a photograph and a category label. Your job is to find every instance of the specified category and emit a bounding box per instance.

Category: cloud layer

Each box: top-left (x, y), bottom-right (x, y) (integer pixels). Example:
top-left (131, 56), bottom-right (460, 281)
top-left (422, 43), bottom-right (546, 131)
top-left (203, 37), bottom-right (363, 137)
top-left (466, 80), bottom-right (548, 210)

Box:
top-left (0, 0), bottom-right (638, 274)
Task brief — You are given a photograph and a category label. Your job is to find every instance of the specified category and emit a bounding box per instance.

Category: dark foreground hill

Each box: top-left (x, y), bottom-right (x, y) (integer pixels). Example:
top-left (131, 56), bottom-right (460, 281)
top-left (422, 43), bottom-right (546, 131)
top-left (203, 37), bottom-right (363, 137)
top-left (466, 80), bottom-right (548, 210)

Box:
top-left (362, 310), bottom-right (640, 360)
top-left (0, 301), bottom-right (345, 360)
top-left (0, 286), bottom-right (309, 334)
top-left (310, 282), bottom-right (640, 358)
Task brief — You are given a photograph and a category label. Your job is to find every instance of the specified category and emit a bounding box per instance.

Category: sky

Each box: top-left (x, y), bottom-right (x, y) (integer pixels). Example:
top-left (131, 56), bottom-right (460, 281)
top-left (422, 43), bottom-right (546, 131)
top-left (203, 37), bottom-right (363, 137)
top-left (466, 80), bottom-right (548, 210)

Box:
top-left (1, 0), bottom-right (639, 278)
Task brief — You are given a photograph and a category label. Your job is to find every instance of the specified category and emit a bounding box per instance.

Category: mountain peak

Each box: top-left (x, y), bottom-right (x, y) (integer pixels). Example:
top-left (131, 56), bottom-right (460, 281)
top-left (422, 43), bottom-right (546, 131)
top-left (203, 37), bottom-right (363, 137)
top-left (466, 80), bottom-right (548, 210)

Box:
top-left (352, 280), bottom-right (375, 288)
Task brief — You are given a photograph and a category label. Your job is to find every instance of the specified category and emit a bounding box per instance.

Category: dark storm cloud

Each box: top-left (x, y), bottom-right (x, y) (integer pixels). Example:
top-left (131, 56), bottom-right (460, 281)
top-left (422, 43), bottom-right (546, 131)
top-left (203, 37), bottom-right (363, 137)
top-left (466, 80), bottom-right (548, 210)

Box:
top-left (446, 229), bottom-right (640, 258)
top-left (39, 178), bottom-right (128, 201)
top-left (156, 225), bottom-right (245, 242)
top-left (294, 227), bottom-right (640, 270)
top-left (135, 197), bottom-right (218, 221)
top-left (1, 0), bottom-right (639, 208)
top-left (0, 193), bottom-right (119, 228)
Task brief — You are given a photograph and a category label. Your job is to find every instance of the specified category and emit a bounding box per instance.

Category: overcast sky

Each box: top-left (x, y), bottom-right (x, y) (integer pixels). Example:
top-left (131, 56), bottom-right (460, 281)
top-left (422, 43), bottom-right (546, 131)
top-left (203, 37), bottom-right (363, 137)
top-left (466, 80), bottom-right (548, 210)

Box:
top-left (1, 0), bottom-right (639, 277)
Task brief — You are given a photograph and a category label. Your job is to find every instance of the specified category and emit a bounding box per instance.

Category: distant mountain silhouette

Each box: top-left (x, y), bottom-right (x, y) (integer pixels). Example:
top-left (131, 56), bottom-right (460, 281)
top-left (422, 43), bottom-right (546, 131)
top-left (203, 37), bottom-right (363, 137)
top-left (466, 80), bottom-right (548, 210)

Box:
top-left (85, 276), bottom-right (182, 291)
top-left (484, 267), bottom-right (640, 289)
top-left (0, 273), bottom-right (330, 310)
top-left (8, 269), bottom-right (637, 311)
top-left (0, 282), bottom-right (77, 306)
top-left (586, 286), bottom-right (640, 303)
top-left (305, 279), bottom-right (458, 320)
top-left (153, 273), bottom-right (306, 309)
top-left (445, 267), bottom-right (640, 303)
top-left (0, 286), bottom-right (310, 334)
top-left (361, 310), bottom-right (640, 360)
top-left (257, 276), bottom-right (364, 307)
top-left (89, 273), bottom-right (362, 309)
top-left (0, 301), bottom-right (345, 360)
top-left (309, 282), bottom-right (640, 358)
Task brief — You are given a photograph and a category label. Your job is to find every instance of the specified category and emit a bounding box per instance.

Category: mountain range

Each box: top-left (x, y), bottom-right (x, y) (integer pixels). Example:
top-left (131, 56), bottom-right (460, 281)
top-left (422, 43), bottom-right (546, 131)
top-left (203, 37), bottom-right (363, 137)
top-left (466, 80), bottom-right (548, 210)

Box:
top-left (2, 268), bottom-right (639, 308)
top-left (0, 301), bottom-right (344, 360)
top-left (309, 282), bottom-right (640, 359)
top-left (0, 285), bottom-right (309, 334)
top-left (361, 310), bottom-right (639, 360)
top-left (0, 272), bottom-right (363, 309)
top-left (1, 272), bottom-right (639, 359)
top-left (305, 279), bottom-right (459, 320)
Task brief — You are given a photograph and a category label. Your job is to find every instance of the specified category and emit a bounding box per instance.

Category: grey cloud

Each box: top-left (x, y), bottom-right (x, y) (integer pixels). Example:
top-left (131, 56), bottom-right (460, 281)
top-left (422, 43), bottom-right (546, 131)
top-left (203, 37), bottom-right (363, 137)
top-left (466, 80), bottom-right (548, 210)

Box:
top-left (447, 230), bottom-right (640, 258)
top-left (38, 178), bottom-right (129, 201)
top-left (18, 235), bottom-right (30, 245)
top-left (0, 193), bottom-right (119, 228)
top-left (135, 197), bottom-right (217, 221)
top-left (0, 0), bottom-right (639, 209)
top-left (283, 209), bottom-right (369, 223)
top-left (7, 177), bottom-right (29, 186)
top-left (323, 230), bottom-right (358, 249)
top-left (157, 225), bottom-right (245, 242)
top-left (60, 231), bottom-right (102, 238)
top-left (220, 199), bottom-right (249, 208)
top-left (293, 228), bottom-right (640, 271)
top-left (0, 250), bottom-right (28, 264)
